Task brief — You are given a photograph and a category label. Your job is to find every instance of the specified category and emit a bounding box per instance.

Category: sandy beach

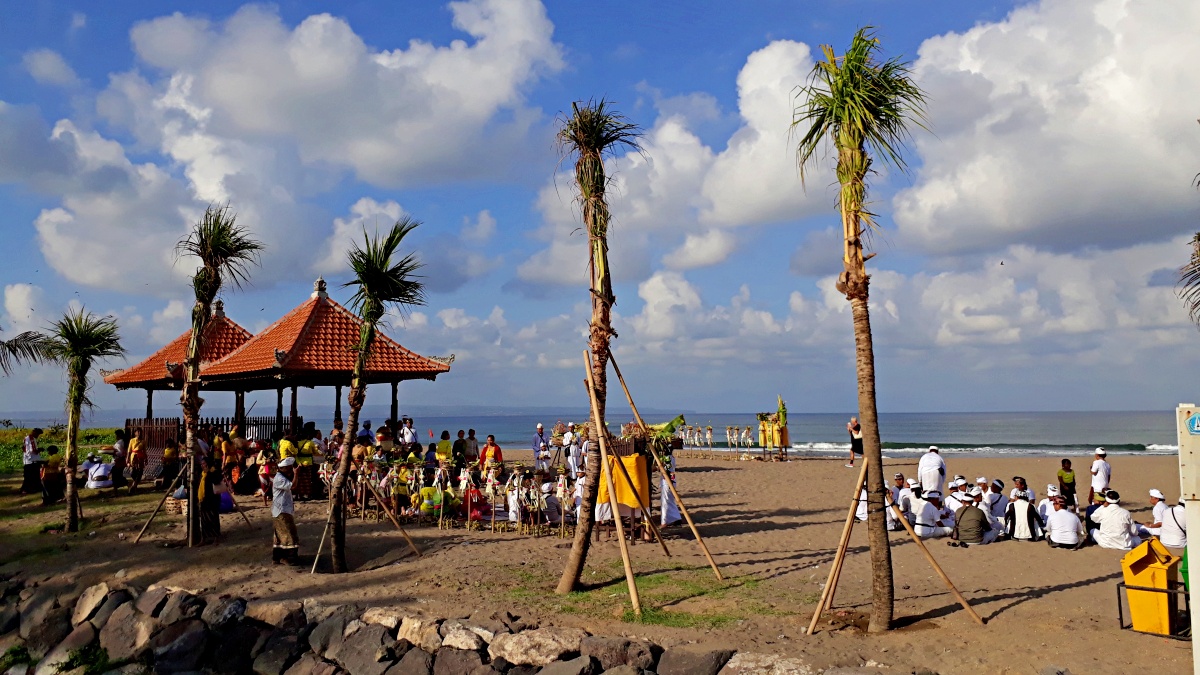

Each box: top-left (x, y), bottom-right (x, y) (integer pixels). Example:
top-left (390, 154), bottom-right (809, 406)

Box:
top-left (1, 452), bottom-right (1189, 674)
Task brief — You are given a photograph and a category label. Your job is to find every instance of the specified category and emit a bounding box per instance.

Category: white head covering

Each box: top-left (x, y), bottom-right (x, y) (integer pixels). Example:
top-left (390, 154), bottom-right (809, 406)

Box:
top-left (969, 486), bottom-right (983, 497)
top-left (928, 445), bottom-right (939, 452)
top-left (536, 423), bottom-right (544, 429)
top-left (278, 457), bottom-right (297, 467)
top-left (1047, 486), bottom-right (1060, 496)
top-left (954, 478), bottom-right (967, 487)
top-left (1095, 447), bottom-right (1107, 456)
top-left (976, 476), bottom-right (988, 484)
top-left (1150, 488), bottom-right (1165, 500)
top-left (567, 422), bottom-right (575, 428)
top-left (906, 478), bottom-right (920, 487)
top-left (926, 490), bottom-right (942, 499)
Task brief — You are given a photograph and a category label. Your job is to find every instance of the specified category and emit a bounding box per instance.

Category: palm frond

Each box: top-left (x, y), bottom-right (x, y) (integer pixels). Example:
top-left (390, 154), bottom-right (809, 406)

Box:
top-left (557, 99), bottom-right (643, 163)
top-left (1178, 232), bottom-right (1200, 327)
top-left (176, 203), bottom-right (264, 298)
top-left (0, 328), bottom-right (56, 376)
top-left (342, 217), bottom-right (427, 325)
top-left (44, 308), bottom-right (125, 409)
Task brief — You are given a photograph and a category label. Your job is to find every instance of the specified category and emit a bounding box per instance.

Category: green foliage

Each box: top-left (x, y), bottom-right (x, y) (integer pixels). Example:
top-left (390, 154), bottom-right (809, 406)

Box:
top-left (343, 217), bottom-right (427, 327)
top-left (45, 309), bottom-right (126, 413)
top-left (59, 643), bottom-right (111, 675)
top-left (0, 646), bottom-right (34, 671)
top-left (175, 203), bottom-right (264, 299)
top-left (1178, 232), bottom-right (1200, 327)
top-left (621, 607), bottom-right (736, 629)
top-left (0, 327), bottom-right (55, 376)
top-left (0, 428), bottom-right (117, 474)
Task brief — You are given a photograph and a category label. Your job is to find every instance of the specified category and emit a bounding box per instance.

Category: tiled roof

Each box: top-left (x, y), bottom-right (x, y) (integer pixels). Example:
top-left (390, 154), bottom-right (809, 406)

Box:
top-left (104, 314), bottom-right (252, 388)
top-left (200, 291), bottom-right (450, 381)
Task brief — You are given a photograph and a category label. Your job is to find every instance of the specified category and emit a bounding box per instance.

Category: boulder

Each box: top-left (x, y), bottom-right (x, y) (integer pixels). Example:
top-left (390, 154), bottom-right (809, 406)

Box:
top-left (431, 648), bottom-right (483, 675)
top-left (580, 636), bottom-right (629, 671)
top-left (302, 600), bottom-right (345, 625)
top-left (362, 608), bottom-right (404, 631)
top-left (24, 606), bottom-right (73, 661)
top-left (488, 628), bottom-right (588, 667)
top-left (328, 623), bottom-right (397, 675)
top-left (134, 588), bottom-right (170, 618)
top-left (597, 667), bottom-right (640, 675)
top-left (72, 584), bottom-right (109, 626)
top-left (657, 646), bottom-right (735, 675)
top-left (463, 613), bottom-right (508, 642)
top-left (285, 653), bottom-right (345, 675)
top-left (396, 618), bottom-right (441, 653)
top-left (99, 603), bottom-right (161, 663)
top-left (157, 592), bottom-right (205, 625)
top-left (205, 620), bottom-right (271, 674)
top-left (0, 605), bottom-right (18, 635)
top-left (538, 655), bottom-right (599, 675)
top-left (718, 652), bottom-right (815, 675)
top-left (466, 667), bottom-right (502, 675)
top-left (33, 622), bottom-right (96, 675)
top-left (19, 588), bottom-right (59, 640)
top-left (462, 624), bottom-right (499, 645)
top-left (246, 600), bottom-right (305, 630)
top-left (440, 629), bottom-right (484, 653)
top-left (384, 649), bottom-right (431, 675)
top-left (201, 596), bottom-right (248, 630)
top-left (88, 591), bottom-right (134, 631)
top-left (308, 609), bottom-right (357, 657)
top-left (253, 632), bottom-right (303, 675)
top-left (149, 619), bottom-right (208, 674)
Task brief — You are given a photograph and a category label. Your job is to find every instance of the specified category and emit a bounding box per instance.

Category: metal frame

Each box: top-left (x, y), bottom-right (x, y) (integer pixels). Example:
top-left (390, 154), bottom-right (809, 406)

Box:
top-left (1116, 581), bottom-right (1192, 640)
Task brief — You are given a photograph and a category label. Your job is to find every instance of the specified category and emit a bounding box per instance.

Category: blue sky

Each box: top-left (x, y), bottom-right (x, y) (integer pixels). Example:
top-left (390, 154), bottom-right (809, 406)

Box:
top-left (3, 0), bottom-right (1200, 418)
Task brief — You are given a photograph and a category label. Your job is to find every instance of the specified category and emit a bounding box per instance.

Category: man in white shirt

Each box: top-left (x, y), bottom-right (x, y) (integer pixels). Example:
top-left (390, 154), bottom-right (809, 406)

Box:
top-left (1089, 448), bottom-right (1111, 505)
top-left (1045, 498), bottom-right (1085, 549)
top-left (917, 446), bottom-right (946, 494)
top-left (1138, 489), bottom-right (1169, 537)
top-left (1090, 490), bottom-right (1141, 551)
top-left (913, 491), bottom-right (954, 539)
top-left (400, 418), bottom-right (417, 447)
top-left (1158, 499), bottom-right (1187, 550)
top-left (984, 479), bottom-right (1009, 522)
top-left (1037, 485), bottom-right (1060, 524)
top-left (944, 478), bottom-right (971, 513)
top-left (893, 477), bottom-right (919, 525)
top-left (272, 457), bottom-right (299, 564)
top-left (562, 423), bottom-right (577, 472)
top-left (85, 461), bottom-right (114, 490)
top-left (971, 487), bottom-right (1003, 541)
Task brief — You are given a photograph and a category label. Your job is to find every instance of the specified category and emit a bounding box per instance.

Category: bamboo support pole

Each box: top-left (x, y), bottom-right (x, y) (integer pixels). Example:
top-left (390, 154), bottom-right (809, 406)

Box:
top-left (885, 493), bottom-right (985, 626)
top-left (584, 351), bottom-right (641, 617)
top-left (609, 352), bottom-right (723, 580)
top-left (222, 479), bottom-right (255, 530)
top-left (806, 459), bottom-right (869, 635)
top-left (609, 449), bottom-right (671, 557)
top-left (364, 478), bottom-right (422, 559)
top-left (311, 491), bottom-right (338, 574)
top-left (133, 469), bottom-right (187, 544)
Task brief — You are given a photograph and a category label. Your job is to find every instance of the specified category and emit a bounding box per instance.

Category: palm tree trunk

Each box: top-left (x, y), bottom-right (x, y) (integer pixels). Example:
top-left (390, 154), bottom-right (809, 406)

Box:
top-left (182, 300), bottom-right (207, 547)
top-left (65, 383), bottom-right (82, 533)
top-left (846, 273), bottom-right (893, 632)
top-left (330, 326), bottom-right (374, 573)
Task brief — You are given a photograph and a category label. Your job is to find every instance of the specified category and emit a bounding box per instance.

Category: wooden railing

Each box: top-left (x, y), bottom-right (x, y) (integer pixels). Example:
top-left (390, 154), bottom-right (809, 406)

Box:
top-left (123, 415), bottom-right (304, 475)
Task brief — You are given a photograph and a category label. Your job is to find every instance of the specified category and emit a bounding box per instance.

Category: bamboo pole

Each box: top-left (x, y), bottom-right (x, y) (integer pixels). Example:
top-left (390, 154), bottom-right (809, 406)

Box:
top-left (806, 459), bottom-right (869, 635)
top-left (584, 351), bottom-right (641, 617)
top-left (609, 351), bottom-right (723, 580)
top-left (364, 478), bottom-right (423, 559)
top-left (885, 493), bottom-right (985, 626)
top-left (311, 492), bottom-right (338, 574)
top-left (222, 479), bottom-right (255, 530)
top-left (133, 468), bottom-right (187, 544)
top-left (609, 449), bottom-right (671, 557)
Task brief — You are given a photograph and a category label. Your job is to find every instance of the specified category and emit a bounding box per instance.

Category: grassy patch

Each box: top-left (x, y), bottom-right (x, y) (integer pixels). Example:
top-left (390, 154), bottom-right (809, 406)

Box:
top-left (0, 646), bottom-right (34, 672)
top-left (0, 427), bottom-right (118, 474)
top-left (60, 643), bottom-right (111, 675)
top-left (622, 607), bottom-right (738, 628)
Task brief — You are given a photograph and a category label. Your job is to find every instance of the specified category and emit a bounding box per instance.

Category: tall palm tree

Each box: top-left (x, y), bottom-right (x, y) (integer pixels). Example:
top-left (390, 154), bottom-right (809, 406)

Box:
top-left (330, 219), bottom-right (425, 573)
top-left (176, 204), bottom-right (262, 547)
top-left (792, 27), bottom-right (928, 632)
top-left (0, 327), bottom-right (54, 376)
top-left (555, 99), bottom-right (642, 594)
top-left (1179, 232), bottom-right (1200, 325)
top-left (44, 309), bottom-right (125, 532)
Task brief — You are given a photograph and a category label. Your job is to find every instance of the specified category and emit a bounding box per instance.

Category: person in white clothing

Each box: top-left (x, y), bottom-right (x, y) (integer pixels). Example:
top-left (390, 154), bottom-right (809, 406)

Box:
top-left (917, 446), bottom-right (946, 494)
top-left (1089, 448), bottom-right (1111, 505)
top-left (1090, 491), bottom-right (1141, 550)
top-left (856, 488), bottom-right (868, 522)
top-left (1036, 485), bottom-right (1060, 524)
top-left (85, 461), bottom-right (114, 489)
top-left (660, 454), bottom-right (681, 526)
top-left (1158, 499), bottom-right (1187, 550)
top-left (913, 491), bottom-right (954, 538)
top-left (971, 487), bottom-right (1003, 541)
top-left (272, 457), bottom-right (299, 564)
top-left (1138, 489), bottom-right (1169, 537)
top-left (1010, 476), bottom-right (1035, 504)
top-left (1045, 498), bottom-right (1085, 549)
top-left (944, 478), bottom-right (970, 512)
top-left (1005, 490), bottom-right (1044, 542)
top-left (985, 479), bottom-right (1009, 522)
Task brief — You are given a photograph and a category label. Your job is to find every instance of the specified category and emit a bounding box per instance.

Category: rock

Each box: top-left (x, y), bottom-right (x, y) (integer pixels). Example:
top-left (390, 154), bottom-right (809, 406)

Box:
top-left (580, 636), bottom-right (629, 671)
top-left (441, 629), bottom-right (484, 652)
top-left (19, 588), bottom-right (59, 640)
top-left (24, 606), bottom-right (72, 661)
top-left (308, 609), bottom-right (357, 657)
top-left (1039, 668), bottom-right (1074, 675)
top-left (488, 628), bottom-right (588, 667)
top-left (134, 587), bottom-right (170, 618)
top-left (158, 592), bottom-right (206, 625)
top-left (383, 648), bottom-right (432, 675)
top-left (462, 624), bottom-right (498, 644)
top-left (247, 600), bottom-right (305, 630)
top-left (0, 605), bottom-right (18, 635)
top-left (432, 648), bottom-right (483, 675)
top-left (624, 640), bottom-right (657, 671)
top-left (328, 623), bottom-right (398, 675)
top-left (657, 646), bottom-right (735, 675)
top-left (149, 619), bottom-right (208, 673)
top-left (396, 618), bottom-right (441, 654)
top-left (303, 600), bottom-right (345, 625)
top-left (467, 667), bottom-right (502, 675)
top-left (206, 620), bottom-right (270, 674)
top-left (285, 653), bottom-right (345, 675)
top-left (99, 603), bottom-right (161, 663)
top-left (507, 667), bottom-right (539, 675)
top-left (539, 655), bottom-right (599, 675)
top-left (362, 608), bottom-right (405, 631)
top-left (201, 596), bottom-right (248, 630)
top-left (89, 592), bottom-right (133, 631)
top-left (599, 666), bottom-right (641, 675)
top-left (253, 632), bottom-right (303, 675)
top-left (718, 652), bottom-right (815, 675)
top-left (100, 665), bottom-right (149, 675)
top-left (72, 584), bottom-right (109, 626)
top-left (33, 622), bottom-right (96, 675)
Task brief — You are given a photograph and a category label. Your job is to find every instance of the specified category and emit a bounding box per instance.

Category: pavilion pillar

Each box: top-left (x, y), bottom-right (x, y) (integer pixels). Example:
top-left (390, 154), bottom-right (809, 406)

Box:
top-left (390, 381), bottom-right (398, 428)
top-left (276, 388), bottom-right (284, 429)
top-left (290, 386), bottom-right (298, 431)
top-left (334, 385), bottom-right (343, 423)
top-left (234, 391), bottom-right (245, 426)
top-left (145, 389), bottom-right (153, 420)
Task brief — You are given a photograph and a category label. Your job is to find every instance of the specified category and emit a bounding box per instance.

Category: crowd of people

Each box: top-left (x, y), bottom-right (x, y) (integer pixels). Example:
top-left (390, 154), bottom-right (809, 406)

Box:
top-left (860, 446), bottom-right (1187, 553)
top-left (19, 427), bottom-right (153, 505)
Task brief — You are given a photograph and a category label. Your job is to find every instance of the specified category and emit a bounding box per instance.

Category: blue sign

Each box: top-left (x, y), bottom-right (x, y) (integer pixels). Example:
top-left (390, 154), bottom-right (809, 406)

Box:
top-left (1189, 413), bottom-right (1200, 435)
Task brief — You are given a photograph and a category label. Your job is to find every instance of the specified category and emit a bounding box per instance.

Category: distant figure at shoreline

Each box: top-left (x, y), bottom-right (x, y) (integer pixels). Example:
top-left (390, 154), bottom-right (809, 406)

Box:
top-left (846, 417), bottom-right (863, 468)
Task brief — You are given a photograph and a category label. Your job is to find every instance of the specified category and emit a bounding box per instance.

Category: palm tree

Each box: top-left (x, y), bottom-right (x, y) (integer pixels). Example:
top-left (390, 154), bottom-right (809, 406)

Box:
top-left (0, 327), bottom-right (54, 375)
top-left (330, 219), bottom-right (425, 573)
top-left (791, 27), bottom-right (928, 632)
top-left (555, 99), bottom-right (642, 594)
top-left (176, 204), bottom-right (262, 547)
top-left (1179, 232), bottom-right (1200, 325)
top-left (44, 309), bottom-right (125, 532)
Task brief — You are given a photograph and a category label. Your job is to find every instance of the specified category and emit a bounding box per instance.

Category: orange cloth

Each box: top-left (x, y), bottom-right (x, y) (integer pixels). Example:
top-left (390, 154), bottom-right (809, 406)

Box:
top-left (596, 455), bottom-right (649, 509)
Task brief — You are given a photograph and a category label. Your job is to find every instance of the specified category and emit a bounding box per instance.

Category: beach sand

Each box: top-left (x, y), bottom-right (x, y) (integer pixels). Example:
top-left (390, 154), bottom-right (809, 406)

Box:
top-left (1, 452), bottom-right (1189, 674)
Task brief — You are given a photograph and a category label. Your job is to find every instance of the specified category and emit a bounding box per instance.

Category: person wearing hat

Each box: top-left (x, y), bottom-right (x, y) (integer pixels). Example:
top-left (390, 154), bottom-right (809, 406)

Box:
top-left (1089, 447), bottom-right (1111, 506)
top-left (1004, 489), bottom-right (1044, 542)
top-left (272, 457), bottom-right (299, 564)
top-left (971, 486), bottom-right (1004, 541)
top-left (1084, 490), bottom-right (1107, 537)
top-left (1037, 485), bottom-right (1060, 524)
top-left (1137, 489), bottom-right (1170, 537)
top-left (532, 424), bottom-right (551, 472)
top-left (84, 454), bottom-right (114, 490)
top-left (896, 477), bottom-right (919, 524)
top-left (944, 478), bottom-right (971, 513)
top-left (1090, 490), bottom-right (1140, 550)
top-left (985, 479), bottom-right (1009, 522)
top-left (913, 490), bottom-right (954, 539)
top-left (1044, 497), bottom-right (1086, 549)
top-left (1158, 498), bottom-right (1187, 550)
top-left (951, 486), bottom-right (995, 546)
top-left (917, 446), bottom-right (946, 494)
top-left (80, 451), bottom-right (100, 476)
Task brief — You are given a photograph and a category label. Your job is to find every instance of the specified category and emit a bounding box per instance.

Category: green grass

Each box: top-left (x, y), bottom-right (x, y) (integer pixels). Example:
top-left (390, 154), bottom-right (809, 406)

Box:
top-left (0, 427), bottom-right (118, 474)
top-left (622, 607), bottom-right (739, 628)
top-left (59, 643), bottom-right (111, 675)
top-left (0, 646), bottom-right (34, 672)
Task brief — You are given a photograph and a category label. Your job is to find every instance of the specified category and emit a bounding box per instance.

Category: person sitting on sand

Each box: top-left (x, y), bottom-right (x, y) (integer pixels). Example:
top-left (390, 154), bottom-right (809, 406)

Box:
top-left (1010, 476), bottom-right (1035, 503)
top-left (1084, 491), bottom-right (1106, 537)
top-left (1045, 497), bottom-right (1085, 549)
top-left (1090, 490), bottom-right (1140, 550)
top-left (1005, 490), bottom-right (1044, 542)
top-left (951, 487), bottom-right (997, 546)
top-left (914, 491), bottom-right (954, 539)
top-left (985, 479), bottom-right (1009, 522)
top-left (1158, 498), bottom-right (1187, 550)
top-left (972, 486), bottom-right (1004, 540)
top-left (80, 451), bottom-right (100, 476)
top-left (944, 478), bottom-right (971, 512)
top-left (1036, 485), bottom-right (1060, 524)
top-left (1137, 489), bottom-right (1169, 538)
top-left (917, 446), bottom-right (946, 494)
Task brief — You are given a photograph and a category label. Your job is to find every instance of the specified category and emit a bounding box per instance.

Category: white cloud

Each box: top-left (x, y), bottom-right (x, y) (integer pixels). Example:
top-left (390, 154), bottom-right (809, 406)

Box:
top-left (895, 0), bottom-right (1200, 255)
top-left (461, 210), bottom-right (497, 243)
top-left (22, 49), bottom-right (79, 87)
top-left (3, 284), bottom-right (48, 332)
top-left (315, 198), bottom-right (406, 275)
top-left (70, 12), bottom-right (87, 33)
top-left (150, 299), bottom-right (189, 344)
top-left (664, 229), bottom-right (736, 270)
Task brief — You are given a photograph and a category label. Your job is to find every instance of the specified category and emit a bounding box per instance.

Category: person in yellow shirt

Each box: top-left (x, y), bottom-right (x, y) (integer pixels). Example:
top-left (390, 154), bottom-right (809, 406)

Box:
top-left (128, 428), bottom-right (147, 494)
top-left (160, 438), bottom-right (181, 488)
top-left (435, 430), bottom-right (453, 464)
top-left (277, 434), bottom-right (298, 462)
top-left (419, 484), bottom-right (442, 516)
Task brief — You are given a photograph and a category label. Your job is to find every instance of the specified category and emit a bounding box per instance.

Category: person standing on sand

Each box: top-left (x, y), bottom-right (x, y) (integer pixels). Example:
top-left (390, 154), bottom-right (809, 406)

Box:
top-left (21, 428), bottom-right (45, 496)
top-left (1089, 447), bottom-right (1111, 505)
top-left (272, 457), bottom-right (299, 564)
top-left (846, 417), bottom-right (863, 468)
top-left (917, 446), bottom-right (946, 494)
top-left (1057, 459), bottom-right (1077, 511)
top-left (128, 428), bottom-right (146, 494)
top-left (532, 423), bottom-right (551, 472)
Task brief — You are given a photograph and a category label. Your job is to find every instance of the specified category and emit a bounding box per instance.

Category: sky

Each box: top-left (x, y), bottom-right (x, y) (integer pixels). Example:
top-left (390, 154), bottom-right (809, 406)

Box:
top-left (2, 0), bottom-right (1200, 419)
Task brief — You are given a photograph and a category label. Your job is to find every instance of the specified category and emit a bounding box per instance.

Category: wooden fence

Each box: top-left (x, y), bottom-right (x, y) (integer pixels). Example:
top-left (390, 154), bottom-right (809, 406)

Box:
top-left (123, 415), bottom-right (304, 476)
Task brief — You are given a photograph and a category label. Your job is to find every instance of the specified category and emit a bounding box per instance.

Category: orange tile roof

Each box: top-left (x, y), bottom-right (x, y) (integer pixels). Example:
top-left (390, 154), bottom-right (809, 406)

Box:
top-left (199, 290), bottom-right (450, 383)
top-left (104, 314), bottom-right (252, 389)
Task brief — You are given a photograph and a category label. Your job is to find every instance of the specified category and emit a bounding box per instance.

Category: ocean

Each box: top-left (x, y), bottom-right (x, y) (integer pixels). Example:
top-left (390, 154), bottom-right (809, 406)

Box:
top-left (7, 408), bottom-right (1177, 458)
